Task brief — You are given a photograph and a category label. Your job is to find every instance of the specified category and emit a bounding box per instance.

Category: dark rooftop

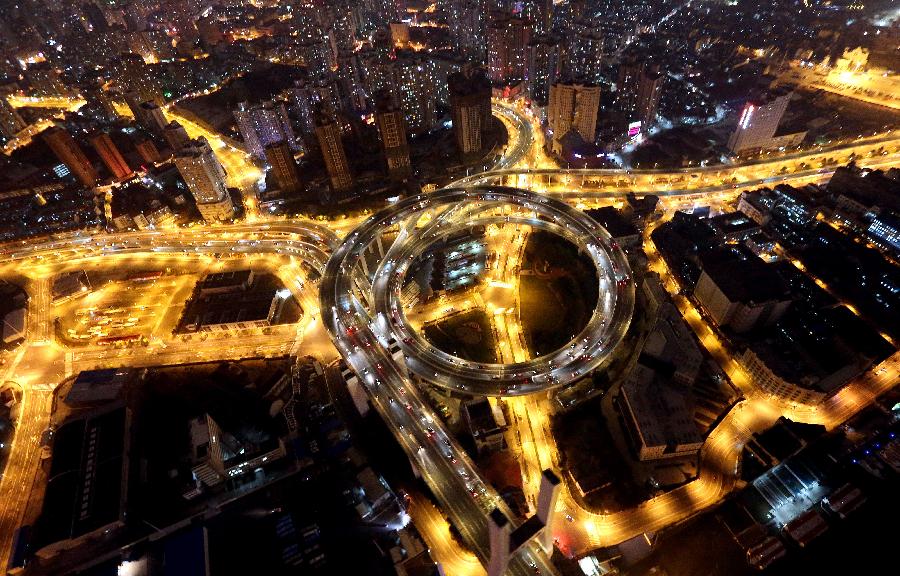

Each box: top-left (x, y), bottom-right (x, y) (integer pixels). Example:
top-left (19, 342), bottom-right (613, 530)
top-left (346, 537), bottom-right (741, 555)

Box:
top-left (698, 246), bottom-right (790, 304)
top-left (33, 405), bottom-right (129, 551)
top-left (585, 207), bottom-right (640, 239)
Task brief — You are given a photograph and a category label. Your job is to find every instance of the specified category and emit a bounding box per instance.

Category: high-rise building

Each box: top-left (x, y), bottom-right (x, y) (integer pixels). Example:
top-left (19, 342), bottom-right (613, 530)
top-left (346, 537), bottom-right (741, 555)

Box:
top-left (264, 141), bottom-right (302, 194)
top-left (137, 101), bottom-right (168, 135)
top-left (314, 108), bottom-right (353, 195)
top-left (174, 137), bottom-right (235, 221)
top-left (447, 0), bottom-right (485, 61)
top-left (0, 97), bottom-right (26, 139)
top-left (521, 0), bottom-right (553, 35)
top-left (234, 100), bottom-right (299, 160)
top-left (566, 23), bottom-right (605, 83)
top-left (295, 40), bottom-right (334, 78)
top-left (526, 35), bottom-right (560, 107)
top-left (548, 80), bottom-right (600, 153)
top-left (82, 2), bottom-right (109, 32)
top-left (42, 126), bottom-right (98, 187)
top-left (82, 85), bottom-right (118, 122)
top-left (329, 0), bottom-right (357, 54)
top-left (116, 52), bottom-right (162, 105)
top-left (395, 55), bottom-right (438, 135)
top-left (449, 68), bottom-right (492, 156)
top-left (618, 56), bottom-right (664, 132)
top-left (163, 120), bottom-right (191, 152)
top-left (89, 131), bottom-right (132, 181)
top-left (123, 2), bottom-right (147, 32)
top-left (374, 91), bottom-right (412, 181)
top-left (487, 16), bottom-right (530, 88)
top-left (134, 137), bottom-right (161, 165)
top-left (336, 52), bottom-right (369, 112)
top-left (291, 78), bottom-right (343, 148)
top-left (727, 89), bottom-right (792, 154)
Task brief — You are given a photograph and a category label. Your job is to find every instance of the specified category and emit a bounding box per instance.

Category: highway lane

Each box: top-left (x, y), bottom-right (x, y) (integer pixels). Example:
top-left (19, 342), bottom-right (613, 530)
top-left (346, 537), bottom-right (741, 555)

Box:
top-left (450, 130), bottom-right (900, 187)
top-left (407, 492), bottom-right (485, 576)
top-left (320, 186), bottom-right (638, 575)
top-left (0, 93), bottom-right (897, 573)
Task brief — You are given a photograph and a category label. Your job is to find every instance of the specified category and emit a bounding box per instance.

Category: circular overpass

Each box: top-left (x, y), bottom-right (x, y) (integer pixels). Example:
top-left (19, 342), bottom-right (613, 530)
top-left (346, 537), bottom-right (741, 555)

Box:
top-left (321, 186), bottom-right (635, 397)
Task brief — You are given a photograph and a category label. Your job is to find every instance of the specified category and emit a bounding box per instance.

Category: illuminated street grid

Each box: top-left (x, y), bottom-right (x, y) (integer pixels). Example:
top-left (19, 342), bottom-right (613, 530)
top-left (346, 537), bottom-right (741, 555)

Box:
top-left (0, 97), bottom-right (897, 574)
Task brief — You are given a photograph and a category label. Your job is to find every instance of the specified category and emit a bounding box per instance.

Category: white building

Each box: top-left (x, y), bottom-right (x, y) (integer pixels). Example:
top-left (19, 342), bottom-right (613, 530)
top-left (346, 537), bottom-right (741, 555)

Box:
top-left (174, 137), bottom-right (235, 221)
top-left (620, 365), bottom-right (704, 461)
top-left (727, 89), bottom-right (792, 154)
top-left (233, 100), bottom-right (299, 160)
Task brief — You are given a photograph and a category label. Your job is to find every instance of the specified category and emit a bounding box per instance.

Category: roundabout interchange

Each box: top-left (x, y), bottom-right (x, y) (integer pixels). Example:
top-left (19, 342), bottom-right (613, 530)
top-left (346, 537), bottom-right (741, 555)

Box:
top-left (0, 100), bottom-right (899, 574)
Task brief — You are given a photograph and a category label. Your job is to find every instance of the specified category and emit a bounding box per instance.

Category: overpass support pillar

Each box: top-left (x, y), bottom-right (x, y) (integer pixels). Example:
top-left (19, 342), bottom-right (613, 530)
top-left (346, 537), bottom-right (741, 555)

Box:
top-left (536, 469), bottom-right (561, 553)
top-left (487, 508), bottom-right (511, 576)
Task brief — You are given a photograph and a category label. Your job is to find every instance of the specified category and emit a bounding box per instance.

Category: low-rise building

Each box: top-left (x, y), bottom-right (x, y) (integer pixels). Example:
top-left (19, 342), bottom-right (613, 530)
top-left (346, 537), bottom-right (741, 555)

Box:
top-left (739, 340), bottom-right (865, 405)
top-left (64, 369), bottom-right (132, 407)
top-left (462, 397), bottom-right (507, 454)
top-left (694, 247), bottom-right (791, 333)
top-left (707, 211), bottom-right (761, 242)
top-left (619, 365), bottom-right (703, 461)
top-left (643, 303), bottom-right (704, 385)
top-left (179, 271), bottom-right (297, 333)
top-left (32, 405), bottom-right (132, 560)
top-left (585, 207), bottom-right (641, 247)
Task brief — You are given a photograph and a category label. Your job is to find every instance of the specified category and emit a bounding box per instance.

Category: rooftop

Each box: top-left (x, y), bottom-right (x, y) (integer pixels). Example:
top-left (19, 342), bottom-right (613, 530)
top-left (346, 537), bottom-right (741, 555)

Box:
top-left (622, 365), bottom-right (702, 450)
top-left (698, 246), bottom-right (789, 305)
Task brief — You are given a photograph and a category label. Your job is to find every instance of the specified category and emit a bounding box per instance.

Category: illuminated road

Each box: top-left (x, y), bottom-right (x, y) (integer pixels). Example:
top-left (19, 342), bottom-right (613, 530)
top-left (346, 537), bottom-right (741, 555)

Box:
top-left (451, 130), bottom-right (900, 195)
top-left (0, 222), bottom-right (338, 571)
top-left (0, 94), bottom-right (897, 575)
top-left (319, 187), bottom-right (635, 575)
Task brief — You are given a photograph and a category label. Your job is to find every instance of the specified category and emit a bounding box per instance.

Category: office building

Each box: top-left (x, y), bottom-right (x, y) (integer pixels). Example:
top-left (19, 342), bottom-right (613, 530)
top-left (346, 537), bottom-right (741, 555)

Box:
top-left (163, 120), bottom-right (191, 152)
top-left (448, 68), bottom-right (492, 156)
top-left (618, 56), bottom-right (664, 132)
top-left (620, 365), bottom-right (704, 461)
top-left (487, 16), bottom-right (530, 89)
top-left (374, 91), bottom-right (411, 181)
top-left (42, 126), bottom-right (98, 187)
top-left (0, 97), bottom-right (25, 139)
top-left (314, 108), bottom-right (353, 195)
top-left (174, 137), bottom-right (234, 221)
top-left (727, 89), bottom-right (792, 154)
top-left (89, 131), bottom-right (132, 181)
top-left (264, 141), bottom-right (302, 194)
top-left (547, 80), bottom-right (600, 153)
top-left (462, 398), bottom-right (507, 454)
top-left (234, 100), bottom-right (298, 161)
